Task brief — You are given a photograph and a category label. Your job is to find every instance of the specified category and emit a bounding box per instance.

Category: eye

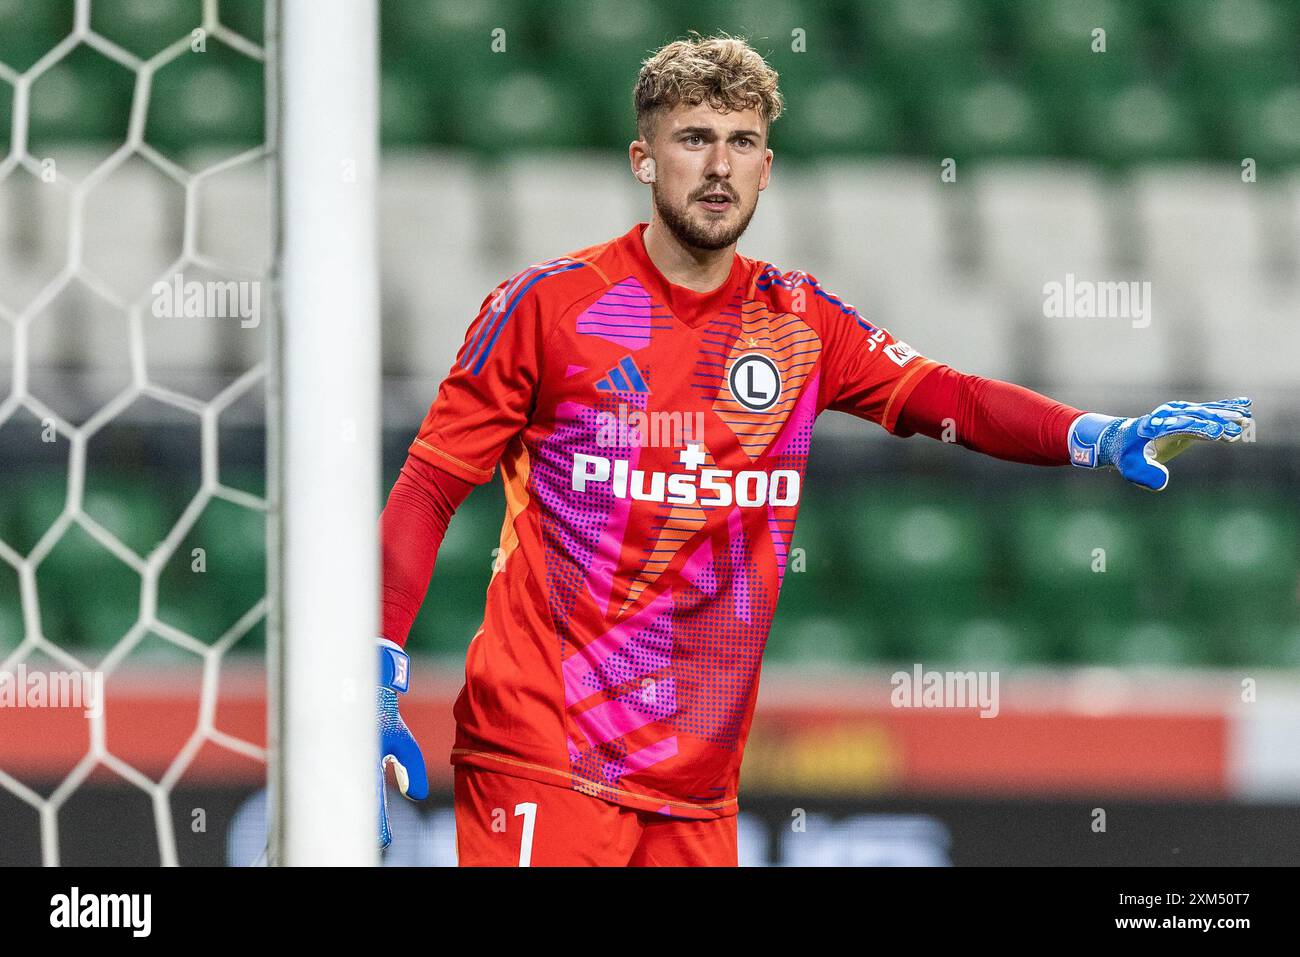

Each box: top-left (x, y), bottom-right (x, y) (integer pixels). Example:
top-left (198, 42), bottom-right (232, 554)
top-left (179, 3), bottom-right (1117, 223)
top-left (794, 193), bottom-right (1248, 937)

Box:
top-left (735, 136), bottom-right (753, 148)
top-left (686, 134), bottom-right (704, 146)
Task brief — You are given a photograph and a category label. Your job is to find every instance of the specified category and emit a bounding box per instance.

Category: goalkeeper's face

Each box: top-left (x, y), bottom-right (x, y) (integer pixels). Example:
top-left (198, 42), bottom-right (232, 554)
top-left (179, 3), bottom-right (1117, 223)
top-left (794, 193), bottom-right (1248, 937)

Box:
top-left (633, 102), bottom-right (772, 252)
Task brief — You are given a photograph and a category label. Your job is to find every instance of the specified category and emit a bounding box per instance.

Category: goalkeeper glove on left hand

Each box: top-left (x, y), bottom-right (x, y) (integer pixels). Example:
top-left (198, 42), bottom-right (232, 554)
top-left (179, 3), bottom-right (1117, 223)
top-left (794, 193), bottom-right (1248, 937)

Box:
top-left (378, 639), bottom-right (428, 851)
top-left (1068, 397), bottom-right (1252, 492)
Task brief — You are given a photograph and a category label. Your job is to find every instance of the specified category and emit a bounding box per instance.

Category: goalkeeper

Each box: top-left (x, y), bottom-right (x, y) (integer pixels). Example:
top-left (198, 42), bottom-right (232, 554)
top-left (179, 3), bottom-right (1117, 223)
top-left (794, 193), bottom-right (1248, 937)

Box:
top-left (372, 34), bottom-right (1252, 863)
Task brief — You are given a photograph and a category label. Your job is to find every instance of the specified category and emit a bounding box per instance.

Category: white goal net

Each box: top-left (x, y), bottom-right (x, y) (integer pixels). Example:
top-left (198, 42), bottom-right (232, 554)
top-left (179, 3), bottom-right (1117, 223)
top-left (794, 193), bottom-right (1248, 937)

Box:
top-left (0, 0), bottom-right (274, 866)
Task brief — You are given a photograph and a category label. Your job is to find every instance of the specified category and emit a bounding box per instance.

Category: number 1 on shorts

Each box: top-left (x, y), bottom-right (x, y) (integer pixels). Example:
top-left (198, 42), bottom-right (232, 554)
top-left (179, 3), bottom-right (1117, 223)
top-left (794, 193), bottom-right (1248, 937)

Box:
top-left (514, 802), bottom-right (537, 867)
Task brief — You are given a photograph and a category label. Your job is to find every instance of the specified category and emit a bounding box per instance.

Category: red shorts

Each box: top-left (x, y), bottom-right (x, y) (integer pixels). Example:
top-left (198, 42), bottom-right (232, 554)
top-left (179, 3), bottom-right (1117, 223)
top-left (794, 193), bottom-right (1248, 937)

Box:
top-left (453, 765), bottom-right (738, 867)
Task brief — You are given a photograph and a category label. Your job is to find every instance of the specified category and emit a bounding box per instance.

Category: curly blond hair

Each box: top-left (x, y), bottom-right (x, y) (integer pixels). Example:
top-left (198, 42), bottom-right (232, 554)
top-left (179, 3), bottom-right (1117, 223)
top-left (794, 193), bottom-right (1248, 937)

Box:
top-left (633, 33), bottom-right (784, 141)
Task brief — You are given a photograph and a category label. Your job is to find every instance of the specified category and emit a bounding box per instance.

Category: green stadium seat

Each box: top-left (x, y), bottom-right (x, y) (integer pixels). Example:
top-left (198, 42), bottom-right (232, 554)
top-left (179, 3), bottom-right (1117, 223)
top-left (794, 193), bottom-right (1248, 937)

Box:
top-left (924, 77), bottom-right (1059, 159)
top-left (1009, 0), bottom-right (1145, 97)
top-left (1073, 83), bottom-right (1202, 165)
top-left (1168, 0), bottom-right (1297, 100)
top-left (10, 472), bottom-right (68, 559)
top-left (1076, 618), bottom-right (1203, 666)
top-left (0, 561), bottom-right (22, 654)
top-left (36, 522), bottom-right (141, 650)
top-left (216, 0), bottom-right (266, 47)
top-left (775, 77), bottom-right (901, 157)
top-left (89, 0), bottom-right (203, 61)
top-left (449, 71), bottom-right (593, 151)
top-left (0, 0), bottom-right (74, 74)
top-left (1221, 85), bottom-right (1300, 167)
top-left (861, 0), bottom-right (989, 90)
top-left (155, 497), bottom-right (265, 645)
top-left (382, 0), bottom-right (517, 82)
top-left (80, 478), bottom-right (172, 559)
top-left (26, 45), bottom-right (135, 150)
top-left (146, 42), bottom-right (263, 158)
top-left (766, 613), bottom-right (885, 664)
top-left (382, 68), bottom-right (445, 146)
top-left (1010, 498), bottom-right (1144, 622)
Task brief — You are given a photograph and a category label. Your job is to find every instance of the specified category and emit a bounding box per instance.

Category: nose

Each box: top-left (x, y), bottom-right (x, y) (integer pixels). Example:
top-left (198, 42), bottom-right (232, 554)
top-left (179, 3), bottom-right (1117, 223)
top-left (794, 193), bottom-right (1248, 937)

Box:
top-left (705, 142), bottom-right (731, 178)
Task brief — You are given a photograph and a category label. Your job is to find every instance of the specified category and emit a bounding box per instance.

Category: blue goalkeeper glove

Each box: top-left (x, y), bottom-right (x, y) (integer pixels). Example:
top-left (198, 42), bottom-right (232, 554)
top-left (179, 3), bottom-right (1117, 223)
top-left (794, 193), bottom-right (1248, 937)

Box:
top-left (1068, 397), bottom-right (1252, 492)
top-left (378, 639), bottom-right (428, 850)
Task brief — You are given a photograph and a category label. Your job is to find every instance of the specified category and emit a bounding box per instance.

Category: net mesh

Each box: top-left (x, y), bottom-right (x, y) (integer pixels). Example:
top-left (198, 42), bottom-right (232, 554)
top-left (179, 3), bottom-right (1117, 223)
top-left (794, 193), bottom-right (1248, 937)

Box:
top-left (0, 0), bottom-right (273, 866)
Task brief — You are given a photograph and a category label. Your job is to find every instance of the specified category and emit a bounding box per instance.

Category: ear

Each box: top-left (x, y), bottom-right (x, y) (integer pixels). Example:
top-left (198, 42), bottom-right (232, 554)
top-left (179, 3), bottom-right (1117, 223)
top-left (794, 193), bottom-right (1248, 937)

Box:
top-left (629, 139), bottom-right (656, 184)
top-left (758, 146), bottom-right (774, 192)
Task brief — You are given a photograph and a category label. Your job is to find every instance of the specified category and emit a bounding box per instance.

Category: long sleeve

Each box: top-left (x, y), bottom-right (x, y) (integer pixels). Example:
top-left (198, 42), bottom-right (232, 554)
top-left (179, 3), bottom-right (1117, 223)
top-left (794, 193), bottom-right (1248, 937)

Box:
top-left (894, 363), bottom-right (1083, 466)
top-left (380, 453), bottom-right (476, 647)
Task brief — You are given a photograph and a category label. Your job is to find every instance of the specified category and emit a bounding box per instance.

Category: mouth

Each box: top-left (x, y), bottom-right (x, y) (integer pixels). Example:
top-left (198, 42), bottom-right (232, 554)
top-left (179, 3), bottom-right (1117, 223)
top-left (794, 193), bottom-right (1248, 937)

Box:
top-left (696, 191), bottom-right (734, 213)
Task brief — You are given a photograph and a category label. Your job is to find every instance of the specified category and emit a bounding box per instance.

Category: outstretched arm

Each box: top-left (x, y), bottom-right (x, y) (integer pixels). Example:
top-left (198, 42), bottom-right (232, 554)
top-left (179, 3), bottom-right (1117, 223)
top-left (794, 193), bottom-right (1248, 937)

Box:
top-left (896, 364), bottom-right (1251, 491)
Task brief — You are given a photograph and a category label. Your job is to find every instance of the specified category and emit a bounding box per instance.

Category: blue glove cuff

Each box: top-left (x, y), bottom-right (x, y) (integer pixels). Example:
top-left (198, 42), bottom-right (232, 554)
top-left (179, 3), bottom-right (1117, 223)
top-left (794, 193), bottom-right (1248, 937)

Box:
top-left (1067, 413), bottom-right (1119, 468)
top-left (379, 638), bottom-right (410, 694)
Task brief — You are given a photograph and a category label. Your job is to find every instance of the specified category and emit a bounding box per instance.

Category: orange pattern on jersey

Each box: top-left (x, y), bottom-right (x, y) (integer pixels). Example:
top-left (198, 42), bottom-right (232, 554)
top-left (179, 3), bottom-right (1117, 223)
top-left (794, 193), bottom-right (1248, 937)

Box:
top-left (712, 304), bottom-right (821, 460)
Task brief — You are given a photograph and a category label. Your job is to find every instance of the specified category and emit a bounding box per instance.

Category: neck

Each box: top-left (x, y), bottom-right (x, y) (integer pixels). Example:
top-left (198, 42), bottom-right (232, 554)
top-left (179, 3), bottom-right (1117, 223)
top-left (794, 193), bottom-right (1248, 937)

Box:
top-left (642, 215), bottom-right (735, 292)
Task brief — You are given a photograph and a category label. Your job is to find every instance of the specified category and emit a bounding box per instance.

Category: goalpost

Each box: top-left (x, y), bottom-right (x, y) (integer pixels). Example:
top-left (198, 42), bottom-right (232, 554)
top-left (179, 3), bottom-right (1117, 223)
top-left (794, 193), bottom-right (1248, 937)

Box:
top-left (271, 0), bottom-right (380, 867)
top-left (0, 0), bottom-right (378, 866)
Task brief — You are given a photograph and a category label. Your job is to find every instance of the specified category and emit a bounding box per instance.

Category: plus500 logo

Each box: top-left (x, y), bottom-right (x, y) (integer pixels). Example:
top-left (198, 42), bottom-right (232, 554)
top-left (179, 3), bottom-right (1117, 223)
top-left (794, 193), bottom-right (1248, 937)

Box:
top-left (571, 453), bottom-right (801, 507)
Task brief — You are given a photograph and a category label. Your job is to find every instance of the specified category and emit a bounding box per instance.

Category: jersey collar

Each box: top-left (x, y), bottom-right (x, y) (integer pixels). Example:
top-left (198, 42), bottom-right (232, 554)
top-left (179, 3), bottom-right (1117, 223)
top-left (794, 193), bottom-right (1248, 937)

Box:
top-left (619, 222), bottom-right (749, 329)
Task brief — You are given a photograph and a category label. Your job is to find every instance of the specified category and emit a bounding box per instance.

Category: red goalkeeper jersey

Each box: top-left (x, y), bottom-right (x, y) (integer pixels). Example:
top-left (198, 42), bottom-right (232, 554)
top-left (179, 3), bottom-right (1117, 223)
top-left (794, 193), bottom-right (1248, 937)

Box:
top-left (409, 222), bottom-right (938, 819)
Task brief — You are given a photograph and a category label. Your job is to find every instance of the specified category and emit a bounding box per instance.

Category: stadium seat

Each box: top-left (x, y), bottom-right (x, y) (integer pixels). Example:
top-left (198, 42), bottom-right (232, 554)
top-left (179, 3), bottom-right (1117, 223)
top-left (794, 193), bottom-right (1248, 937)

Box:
top-left (1129, 166), bottom-right (1274, 281)
top-left (1075, 619), bottom-right (1203, 666)
top-left (25, 45), bottom-right (135, 154)
top-left (1009, 496), bottom-right (1145, 626)
top-left (970, 162), bottom-right (1113, 309)
top-left (860, 0), bottom-right (989, 95)
top-left (0, 0), bottom-right (74, 74)
top-left (870, 274), bottom-right (1021, 383)
top-left (381, 68), bottom-right (445, 147)
top-left (843, 484), bottom-right (991, 630)
top-left (1223, 85), bottom-right (1300, 168)
top-left (89, 0), bottom-right (203, 60)
top-left (1197, 278), bottom-right (1300, 395)
top-left (1171, 499), bottom-right (1299, 622)
top-left (735, 164), bottom-right (818, 275)
top-left (910, 614), bottom-right (1057, 667)
top-left (146, 42), bottom-right (264, 160)
top-left (155, 497), bottom-right (266, 645)
top-left (1009, 0), bottom-right (1145, 100)
top-left (36, 522), bottom-right (141, 650)
top-left (450, 72), bottom-right (593, 152)
top-left (812, 160), bottom-right (956, 307)
top-left (500, 152), bottom-right (642, 266)
top-left (923, 77), bottom-right (1059, 160)
top-left (775, 76), bottom-right (902, 159)
top-left (0, 561), bottom-right (22, 654)
top-left (1168, 0), bottom-right (1297, 101)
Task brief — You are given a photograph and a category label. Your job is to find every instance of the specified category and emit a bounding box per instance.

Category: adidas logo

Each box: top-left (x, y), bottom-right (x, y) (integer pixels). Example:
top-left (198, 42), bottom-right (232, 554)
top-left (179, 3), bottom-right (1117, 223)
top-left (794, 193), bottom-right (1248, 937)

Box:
top-left (595, 356), bottom-right (650, 394)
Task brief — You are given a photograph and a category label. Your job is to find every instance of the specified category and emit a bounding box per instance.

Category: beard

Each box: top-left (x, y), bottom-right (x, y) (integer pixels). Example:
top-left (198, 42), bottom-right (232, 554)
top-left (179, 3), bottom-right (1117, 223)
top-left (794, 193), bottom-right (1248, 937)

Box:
top-left (651, 182), bottom-right (758, 252)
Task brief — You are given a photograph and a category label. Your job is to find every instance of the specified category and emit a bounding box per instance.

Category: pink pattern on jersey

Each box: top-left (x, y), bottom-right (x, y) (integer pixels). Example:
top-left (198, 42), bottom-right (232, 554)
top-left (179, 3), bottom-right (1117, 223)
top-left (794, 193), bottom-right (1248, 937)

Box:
top-left (727, 509), bottom-right (752, 626)
top-left (571, 676), bottom-right (677, 747)
top-left (604, 736), bottom-right (679, 784)
top-left (680, 536), bottom-right (718, 597)
top-left (767, 370), bottom-right (819, 584)
top-left (530, 397), bottom-right (644, 630)
top-left (562, 589), bottom-right (674, 705)
top-left (575, 277), bottom-right (658, 350)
